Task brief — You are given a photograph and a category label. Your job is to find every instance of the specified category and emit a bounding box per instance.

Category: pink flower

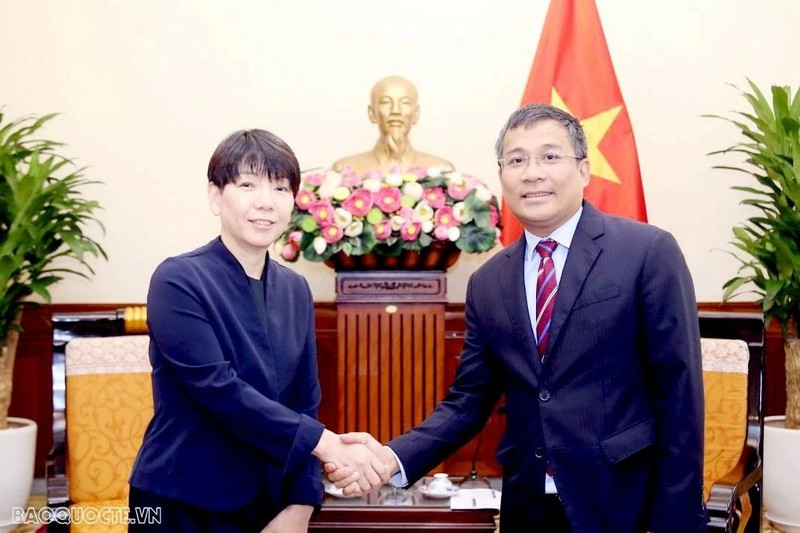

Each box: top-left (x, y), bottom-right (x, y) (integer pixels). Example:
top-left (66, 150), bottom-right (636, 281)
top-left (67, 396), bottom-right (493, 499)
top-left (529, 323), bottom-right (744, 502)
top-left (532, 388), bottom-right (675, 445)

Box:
top-left (489, 204), bottom-right (498, 227)
top-left (295, 189), bottom-right (317, 210)
top-left (309, 200), bottom-right (334, 225)
top-left (399, 206), bottom-right (416, 220)
top-left (434, 225), bottom-right (450, 241)
top-left (400, 221), bottom-right (422, 241)
top-left (447, 181), bottom-right (469, 201)
top-left (365, 170), bottom-right (382, 180)
top-left (408, 166), bottom-right (428, 179)
top-left (321, 224), bottom-right (344, 244)
top-left (374, 220), bottom-right (392, 240)
top-left (304, 172), bottom-right (325, 186)
top-left (423, 187), bottom-right (446, 208)
top-left (374, 187), bottom-right (402, 214)
top-left (340, 167), bottom-right (363, 188)
top-left (434, 206), bottom-right (457, 228)
top-left (280, 243), bottom-right (299, 261)
top-left (287, 231), bottom-right (303, 245)
top-left (342, 189), bottom-right (374, 217)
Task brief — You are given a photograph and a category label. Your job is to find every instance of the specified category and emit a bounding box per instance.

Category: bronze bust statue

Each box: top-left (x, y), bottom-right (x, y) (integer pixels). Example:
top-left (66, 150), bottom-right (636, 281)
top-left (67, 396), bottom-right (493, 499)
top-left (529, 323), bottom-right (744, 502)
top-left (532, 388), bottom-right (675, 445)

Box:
top-left (332, 75), bottom-right (453, 175)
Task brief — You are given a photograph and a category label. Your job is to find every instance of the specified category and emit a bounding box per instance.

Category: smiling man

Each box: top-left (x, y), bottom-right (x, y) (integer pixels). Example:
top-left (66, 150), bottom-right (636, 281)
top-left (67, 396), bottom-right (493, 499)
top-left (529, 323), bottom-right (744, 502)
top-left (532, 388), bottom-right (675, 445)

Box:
top-left (327, 104), bottom-right (708, 533)
top-left (332, 75), bottom-right (453, 175)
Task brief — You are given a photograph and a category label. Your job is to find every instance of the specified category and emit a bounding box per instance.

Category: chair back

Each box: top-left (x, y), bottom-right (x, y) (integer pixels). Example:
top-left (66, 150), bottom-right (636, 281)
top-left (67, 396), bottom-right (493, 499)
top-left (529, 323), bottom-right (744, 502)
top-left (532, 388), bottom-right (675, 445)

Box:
top-left (65, 335), bottom-right (152, 504)
top-left (702, 337), bottom-right (749, 502)
top-left (698, 311), bottom-right (764, 532)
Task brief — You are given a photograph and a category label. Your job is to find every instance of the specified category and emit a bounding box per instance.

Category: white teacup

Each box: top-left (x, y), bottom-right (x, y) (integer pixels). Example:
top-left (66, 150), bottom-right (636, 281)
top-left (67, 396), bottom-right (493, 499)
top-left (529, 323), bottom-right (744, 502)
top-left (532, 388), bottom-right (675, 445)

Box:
top-left (428, 473), bottom-right (454, 493)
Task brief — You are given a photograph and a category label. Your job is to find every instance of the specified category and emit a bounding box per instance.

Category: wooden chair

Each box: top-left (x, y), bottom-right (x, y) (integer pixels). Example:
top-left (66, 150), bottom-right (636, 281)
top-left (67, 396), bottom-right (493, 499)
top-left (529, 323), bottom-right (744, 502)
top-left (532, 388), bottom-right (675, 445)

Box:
top-left (699, 311), bottom-right (765, 533)
top-left (47, 307), bottom-right (149, 533)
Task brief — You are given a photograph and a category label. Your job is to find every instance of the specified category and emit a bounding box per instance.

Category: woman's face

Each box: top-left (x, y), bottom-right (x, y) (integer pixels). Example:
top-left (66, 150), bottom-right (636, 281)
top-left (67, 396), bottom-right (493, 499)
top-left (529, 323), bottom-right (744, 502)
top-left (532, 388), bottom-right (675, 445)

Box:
top-left (208, 173), bottom-right (294, 260)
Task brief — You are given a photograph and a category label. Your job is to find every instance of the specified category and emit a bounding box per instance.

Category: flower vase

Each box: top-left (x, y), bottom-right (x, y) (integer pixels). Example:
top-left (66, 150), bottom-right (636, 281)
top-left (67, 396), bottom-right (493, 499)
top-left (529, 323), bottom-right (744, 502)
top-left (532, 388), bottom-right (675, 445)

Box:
top-left (324, 242), bottom-right (461, 272)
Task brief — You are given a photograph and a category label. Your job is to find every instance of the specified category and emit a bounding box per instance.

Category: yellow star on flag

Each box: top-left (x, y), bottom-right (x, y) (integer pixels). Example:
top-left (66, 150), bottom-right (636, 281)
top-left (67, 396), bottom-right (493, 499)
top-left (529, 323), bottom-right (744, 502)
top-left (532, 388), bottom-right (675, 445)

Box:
top-left (551, 89), bottom-right (622, 184)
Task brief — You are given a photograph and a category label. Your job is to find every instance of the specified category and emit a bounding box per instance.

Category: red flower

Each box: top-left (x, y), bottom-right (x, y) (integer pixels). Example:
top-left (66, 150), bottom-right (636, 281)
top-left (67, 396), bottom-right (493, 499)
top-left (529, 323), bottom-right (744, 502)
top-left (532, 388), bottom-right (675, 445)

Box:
top-left (309, 200), bottom-right (334, 225)
top-left (295, 189), bottom-right (317, 210)
top-left (423, 187), bottom-right (446, 208)
top-left (374, 220), bottom-right (392, 240)
top-left (400, 221), bottom-right (422, 241)
top-left (374, 187), bottom-right (402, 214)
top-left (434, 206), bottom-right (457, 227)
top-left (321, 224), bottom-right (344, 244)
top-left (342, 189), bottom-right (374, 217)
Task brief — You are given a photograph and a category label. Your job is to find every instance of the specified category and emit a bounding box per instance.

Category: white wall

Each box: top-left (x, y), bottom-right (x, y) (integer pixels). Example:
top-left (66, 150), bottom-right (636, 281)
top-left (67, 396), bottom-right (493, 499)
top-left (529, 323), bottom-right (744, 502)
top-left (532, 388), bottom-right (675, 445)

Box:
top-left (2, 0), bottom-right (798, 303)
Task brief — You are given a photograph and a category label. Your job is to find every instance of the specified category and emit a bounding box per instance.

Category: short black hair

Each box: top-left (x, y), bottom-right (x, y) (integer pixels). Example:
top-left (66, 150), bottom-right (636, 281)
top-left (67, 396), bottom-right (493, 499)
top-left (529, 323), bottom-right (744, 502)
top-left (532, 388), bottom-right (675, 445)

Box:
top-left (207, 129), bottom-right (301, 195)
top-left (495, 104), bottom-right (588, 160)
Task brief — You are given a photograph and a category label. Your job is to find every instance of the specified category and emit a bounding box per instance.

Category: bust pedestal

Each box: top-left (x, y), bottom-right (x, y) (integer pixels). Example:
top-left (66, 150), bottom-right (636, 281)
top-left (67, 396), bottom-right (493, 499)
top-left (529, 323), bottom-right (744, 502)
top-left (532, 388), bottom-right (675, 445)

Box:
top-left (333, 271), bottom-right (447, 444)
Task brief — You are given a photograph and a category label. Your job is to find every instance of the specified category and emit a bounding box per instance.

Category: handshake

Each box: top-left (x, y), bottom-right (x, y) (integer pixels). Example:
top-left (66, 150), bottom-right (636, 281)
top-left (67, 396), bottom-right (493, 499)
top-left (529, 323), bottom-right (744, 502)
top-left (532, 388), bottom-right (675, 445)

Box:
top-left (312, 429), bottom-right (399, 496)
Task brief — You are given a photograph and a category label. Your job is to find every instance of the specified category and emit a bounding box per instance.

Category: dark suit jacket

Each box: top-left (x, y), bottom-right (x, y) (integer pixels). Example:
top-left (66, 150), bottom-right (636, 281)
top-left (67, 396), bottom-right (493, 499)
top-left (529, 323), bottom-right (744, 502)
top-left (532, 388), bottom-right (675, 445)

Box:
top-left (130, 238), bottom-right (325, 514)
top-left (389, 202), bottom-right (707, 533)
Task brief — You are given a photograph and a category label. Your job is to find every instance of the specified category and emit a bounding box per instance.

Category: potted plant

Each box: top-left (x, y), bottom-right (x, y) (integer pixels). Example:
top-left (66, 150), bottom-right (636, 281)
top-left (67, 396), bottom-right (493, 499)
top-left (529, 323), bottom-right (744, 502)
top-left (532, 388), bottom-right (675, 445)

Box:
top-left (709, 80), bottom-right (800, 530)
top-left (0, 111), bottom-right (105, 530)
top-left (279, 166), bottom-right (501, 270)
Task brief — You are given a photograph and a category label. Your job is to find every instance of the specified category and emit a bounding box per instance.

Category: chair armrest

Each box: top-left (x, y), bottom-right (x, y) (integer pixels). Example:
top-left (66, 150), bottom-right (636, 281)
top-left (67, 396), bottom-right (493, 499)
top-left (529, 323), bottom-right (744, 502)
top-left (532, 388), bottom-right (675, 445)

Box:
top-left (706, 446), bottom-right (761, 531)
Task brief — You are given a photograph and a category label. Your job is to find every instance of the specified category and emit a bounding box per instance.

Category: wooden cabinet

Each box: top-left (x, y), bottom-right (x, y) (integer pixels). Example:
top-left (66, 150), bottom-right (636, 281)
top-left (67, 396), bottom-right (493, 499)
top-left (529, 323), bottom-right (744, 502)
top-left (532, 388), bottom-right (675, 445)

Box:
top-left (331, 271), bottom-right (448, 445)
top-left (329, 271), bottom-right (503, 478)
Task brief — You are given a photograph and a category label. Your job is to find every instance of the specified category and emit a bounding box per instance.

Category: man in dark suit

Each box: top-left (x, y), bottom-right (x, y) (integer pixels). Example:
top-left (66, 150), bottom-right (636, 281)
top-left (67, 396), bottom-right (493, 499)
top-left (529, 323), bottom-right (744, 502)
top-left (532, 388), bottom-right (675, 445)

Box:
top-left (327, 104), bottom-right (707, 532)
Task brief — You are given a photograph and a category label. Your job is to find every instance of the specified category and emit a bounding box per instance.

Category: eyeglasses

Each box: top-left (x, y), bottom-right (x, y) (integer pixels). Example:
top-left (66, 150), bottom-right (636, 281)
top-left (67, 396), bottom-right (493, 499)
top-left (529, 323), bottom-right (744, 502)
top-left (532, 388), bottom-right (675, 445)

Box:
top-left (497, 152), bottom-right (584, 175)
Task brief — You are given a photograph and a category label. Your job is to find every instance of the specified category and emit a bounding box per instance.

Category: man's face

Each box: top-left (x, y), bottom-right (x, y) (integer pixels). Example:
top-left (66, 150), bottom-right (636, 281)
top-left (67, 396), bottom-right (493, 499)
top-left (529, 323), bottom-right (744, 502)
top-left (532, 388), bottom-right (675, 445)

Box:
top-left (498, 120), bottom-right (589, 237)
top-left (369, 80), bottom-right (419, 139)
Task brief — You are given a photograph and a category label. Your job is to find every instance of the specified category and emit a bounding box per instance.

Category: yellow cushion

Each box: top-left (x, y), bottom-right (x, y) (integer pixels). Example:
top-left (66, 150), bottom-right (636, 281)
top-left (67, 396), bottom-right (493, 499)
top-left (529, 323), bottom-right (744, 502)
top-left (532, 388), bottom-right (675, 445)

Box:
top-left (70, 498), bottom-right (132, 533)
top-left (65, 336), bottom-right (152, 505)
top-left (701, 338), bottom-right (749, 502)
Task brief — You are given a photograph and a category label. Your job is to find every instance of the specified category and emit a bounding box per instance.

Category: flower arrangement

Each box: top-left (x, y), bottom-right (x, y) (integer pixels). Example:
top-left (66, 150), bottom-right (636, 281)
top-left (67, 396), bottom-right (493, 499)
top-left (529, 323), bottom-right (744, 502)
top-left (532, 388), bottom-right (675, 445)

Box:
top-left (279, 166), bottom-right (501, 264)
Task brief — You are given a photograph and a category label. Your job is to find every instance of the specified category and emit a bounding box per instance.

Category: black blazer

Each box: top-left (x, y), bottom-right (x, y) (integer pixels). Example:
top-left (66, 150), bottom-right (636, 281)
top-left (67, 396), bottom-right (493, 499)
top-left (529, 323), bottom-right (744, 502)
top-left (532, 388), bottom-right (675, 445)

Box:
top-left (130, 238), bottom-right (325, 513)
top-left (389, 203), bottom-right (707, 532)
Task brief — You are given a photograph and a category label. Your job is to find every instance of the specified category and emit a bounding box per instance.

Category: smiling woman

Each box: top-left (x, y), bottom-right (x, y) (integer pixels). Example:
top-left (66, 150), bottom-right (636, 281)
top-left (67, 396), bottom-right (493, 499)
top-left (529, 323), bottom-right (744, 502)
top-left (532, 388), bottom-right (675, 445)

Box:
top-left (127, 129), bottom-right (388, 532)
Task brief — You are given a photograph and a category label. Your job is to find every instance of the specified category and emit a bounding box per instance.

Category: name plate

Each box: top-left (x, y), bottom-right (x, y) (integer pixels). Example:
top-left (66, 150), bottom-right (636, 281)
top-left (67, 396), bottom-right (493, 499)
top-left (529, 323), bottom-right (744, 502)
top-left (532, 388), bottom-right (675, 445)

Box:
top-left (335, 271), bottom-right (447, 303)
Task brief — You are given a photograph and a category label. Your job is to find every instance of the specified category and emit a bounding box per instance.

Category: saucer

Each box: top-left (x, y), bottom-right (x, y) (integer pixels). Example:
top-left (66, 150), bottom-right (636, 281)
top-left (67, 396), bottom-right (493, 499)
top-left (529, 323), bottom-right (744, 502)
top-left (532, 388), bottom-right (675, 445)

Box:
top-left (324, 484), bottom-right (362, 499)
top-left (418, 485), bottom-right (460, 499)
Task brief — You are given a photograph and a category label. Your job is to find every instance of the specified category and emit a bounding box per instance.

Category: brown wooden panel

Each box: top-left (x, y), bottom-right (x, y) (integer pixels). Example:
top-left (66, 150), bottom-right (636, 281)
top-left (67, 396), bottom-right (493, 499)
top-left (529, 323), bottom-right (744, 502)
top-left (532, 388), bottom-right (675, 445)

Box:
top-left (336, 303), bottom-right (445, 447)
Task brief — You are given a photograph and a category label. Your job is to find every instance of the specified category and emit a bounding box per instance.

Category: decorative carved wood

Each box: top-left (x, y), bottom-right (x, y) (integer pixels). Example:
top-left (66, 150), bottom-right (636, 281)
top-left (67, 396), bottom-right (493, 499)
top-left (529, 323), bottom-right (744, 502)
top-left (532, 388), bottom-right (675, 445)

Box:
top-left (334, 271), bottom-right (447, 445)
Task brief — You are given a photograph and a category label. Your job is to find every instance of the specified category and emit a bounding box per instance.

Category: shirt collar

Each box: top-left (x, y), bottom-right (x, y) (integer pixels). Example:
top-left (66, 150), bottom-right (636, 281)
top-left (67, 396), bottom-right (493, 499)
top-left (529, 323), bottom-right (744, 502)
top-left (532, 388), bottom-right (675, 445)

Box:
top-left (523, 206), bottom-right (583, 259)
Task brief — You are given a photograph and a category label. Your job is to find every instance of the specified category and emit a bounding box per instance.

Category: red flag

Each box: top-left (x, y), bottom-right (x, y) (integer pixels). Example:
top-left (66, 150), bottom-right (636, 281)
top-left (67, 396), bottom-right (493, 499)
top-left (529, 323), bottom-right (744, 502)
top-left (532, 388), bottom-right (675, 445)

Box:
top-left (500, 0), bottom-right (647, 245)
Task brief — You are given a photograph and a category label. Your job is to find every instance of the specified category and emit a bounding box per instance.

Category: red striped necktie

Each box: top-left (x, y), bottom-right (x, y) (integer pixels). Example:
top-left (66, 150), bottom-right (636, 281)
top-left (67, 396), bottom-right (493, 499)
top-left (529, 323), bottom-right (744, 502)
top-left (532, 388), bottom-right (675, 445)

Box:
top-left (535, 239), bottom-right (558, 359)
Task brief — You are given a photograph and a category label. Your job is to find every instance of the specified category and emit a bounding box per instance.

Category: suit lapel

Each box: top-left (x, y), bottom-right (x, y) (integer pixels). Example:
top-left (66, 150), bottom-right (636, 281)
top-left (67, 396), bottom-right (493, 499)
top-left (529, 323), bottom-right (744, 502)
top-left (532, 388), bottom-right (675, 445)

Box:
top-left (499, 237), bottom-right (542, 377)
top-left (548, 203), bottom-right (605, 354)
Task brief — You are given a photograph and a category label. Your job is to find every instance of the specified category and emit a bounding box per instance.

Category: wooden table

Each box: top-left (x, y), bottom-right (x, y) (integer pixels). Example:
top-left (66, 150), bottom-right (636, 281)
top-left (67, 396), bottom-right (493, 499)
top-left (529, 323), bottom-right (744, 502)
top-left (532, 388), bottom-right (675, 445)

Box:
top-left (310, 479), bottom-right (498, 532)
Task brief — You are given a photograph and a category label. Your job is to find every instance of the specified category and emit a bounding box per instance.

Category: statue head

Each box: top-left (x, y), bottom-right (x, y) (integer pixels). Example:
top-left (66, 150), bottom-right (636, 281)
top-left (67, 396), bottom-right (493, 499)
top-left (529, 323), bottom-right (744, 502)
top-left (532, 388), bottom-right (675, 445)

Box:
top-left (367, 75), bottom-right (420, 144)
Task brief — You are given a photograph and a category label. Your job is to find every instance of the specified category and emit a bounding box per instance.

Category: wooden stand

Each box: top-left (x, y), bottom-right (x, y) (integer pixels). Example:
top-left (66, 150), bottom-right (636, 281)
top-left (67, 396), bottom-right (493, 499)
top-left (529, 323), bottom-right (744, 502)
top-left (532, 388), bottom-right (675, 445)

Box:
top-left (333, 271), bottom-right (447, 444)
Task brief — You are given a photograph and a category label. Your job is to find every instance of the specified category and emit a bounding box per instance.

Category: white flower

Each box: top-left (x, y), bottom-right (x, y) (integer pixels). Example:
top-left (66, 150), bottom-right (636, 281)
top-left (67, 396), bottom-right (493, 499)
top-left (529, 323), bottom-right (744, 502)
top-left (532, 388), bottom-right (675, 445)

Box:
top-left (452, 202), bottom-right (472, 223)
top-left (446, 170), bottom-right (465, 184)
top-left (385, 172), bottom-right (404, 187)
top-left (313, 236), bottom-right (327, 254)
top-left (427, 166), bottom-right (443, 178)
top-left (402, 171), bottom-right (419, 183)
top-left (448, 226), bottom-right (461, 241)
top-left (414, 201), bottom-right (434, 221)
top-left (421, 219), bottom-right (434, 233)
top-left (362, 177), bottom-right (383, 193)
top-left (344, 220), bottom-right (364, 237)
top-left (334, 207), bottom-right (353, 228)
top-left (474, 185), bottom-right (492, 202)
top-left (390, 215), bottom-right (405, 231)
top-left (317, 172), bottom-right (342, 199)
top-left (402, 182), bottom-right (424, 201)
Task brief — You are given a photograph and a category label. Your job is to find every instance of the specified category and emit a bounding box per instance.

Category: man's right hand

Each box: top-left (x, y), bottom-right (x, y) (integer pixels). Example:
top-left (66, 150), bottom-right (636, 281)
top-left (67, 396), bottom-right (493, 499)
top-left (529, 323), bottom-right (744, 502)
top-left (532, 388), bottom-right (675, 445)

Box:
top-left (312, 429), bottom-right (387, 494)
top-left (323, 432), bottom-right (399, 496)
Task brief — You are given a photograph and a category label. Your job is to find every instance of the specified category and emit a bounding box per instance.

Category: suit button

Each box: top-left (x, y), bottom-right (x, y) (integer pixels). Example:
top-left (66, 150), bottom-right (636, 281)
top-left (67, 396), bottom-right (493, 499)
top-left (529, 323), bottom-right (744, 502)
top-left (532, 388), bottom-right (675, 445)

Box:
top-left (534, 447), bottom-right (545, 459)
top-left (539, 389), bottom-right (551, 402)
